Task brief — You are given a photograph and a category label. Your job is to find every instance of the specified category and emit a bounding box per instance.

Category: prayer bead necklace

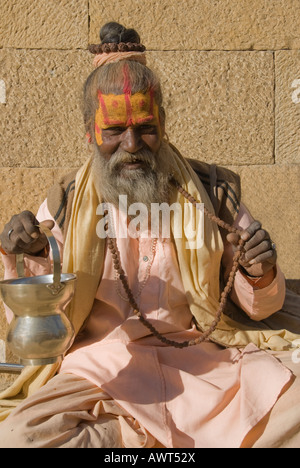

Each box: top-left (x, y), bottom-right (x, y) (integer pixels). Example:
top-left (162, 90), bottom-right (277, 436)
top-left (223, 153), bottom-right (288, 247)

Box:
top-left (105, 177), bottom-right (246, 348)
top-left (103, 203), bottom-right (159, 302)
top-left (114, 238), bottom-right (158, 302)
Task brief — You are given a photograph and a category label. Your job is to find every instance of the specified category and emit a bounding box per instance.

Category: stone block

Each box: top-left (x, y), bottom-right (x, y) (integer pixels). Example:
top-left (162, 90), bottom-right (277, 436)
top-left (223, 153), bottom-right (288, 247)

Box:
top-left (147, 50), bottom-right (274, 165)
top-left (0, 0), bottom-right (88, 49)
top-left (275, 51), bottom-right (300, 164)
top-left (0, 167), bottom-right (57, 286)
top-left (0, 165), bottom-right (54, 276)
top-left (0, 48), bottom-right (275, 167)
top-left (89, 0), bottom-right (300, 50)
top-left (0, 168), bottom-right (56, 230)
top-left (0, 49), bottom-right (93, 168)
top-left (230, 164), bottom-right (300, 280)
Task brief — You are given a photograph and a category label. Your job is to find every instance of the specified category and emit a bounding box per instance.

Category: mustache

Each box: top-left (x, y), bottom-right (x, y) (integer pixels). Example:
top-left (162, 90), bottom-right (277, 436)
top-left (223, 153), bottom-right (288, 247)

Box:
top-left (107, 149), bottom-right (157, 173)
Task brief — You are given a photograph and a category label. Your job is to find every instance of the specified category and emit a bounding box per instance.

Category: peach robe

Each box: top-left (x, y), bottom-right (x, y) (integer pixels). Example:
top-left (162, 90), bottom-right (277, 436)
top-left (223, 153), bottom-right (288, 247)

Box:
top-left (1, 200), bottom-right (291, 448)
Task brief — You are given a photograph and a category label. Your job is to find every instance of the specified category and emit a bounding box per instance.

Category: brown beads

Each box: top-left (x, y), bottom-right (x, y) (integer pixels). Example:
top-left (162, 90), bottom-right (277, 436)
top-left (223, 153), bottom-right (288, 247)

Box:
top-left (106, 178), bottom-right (245, 348)
top-left (88, 42), bottom-right (146, 55)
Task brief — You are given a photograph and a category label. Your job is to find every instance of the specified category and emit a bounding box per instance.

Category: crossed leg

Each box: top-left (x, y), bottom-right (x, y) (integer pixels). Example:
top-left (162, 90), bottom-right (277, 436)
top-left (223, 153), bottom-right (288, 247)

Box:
top-left (0, 373), bottom-right (158, 448)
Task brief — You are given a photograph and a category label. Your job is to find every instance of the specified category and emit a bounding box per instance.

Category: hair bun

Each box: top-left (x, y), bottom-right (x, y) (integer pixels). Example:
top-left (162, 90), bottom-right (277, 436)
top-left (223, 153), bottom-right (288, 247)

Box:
top-left (100, 22), bottom-right (140, 44)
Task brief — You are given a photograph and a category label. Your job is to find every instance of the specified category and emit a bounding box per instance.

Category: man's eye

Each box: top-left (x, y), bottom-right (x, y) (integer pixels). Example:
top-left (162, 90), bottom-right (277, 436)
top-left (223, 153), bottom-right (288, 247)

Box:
top-left (104, 127), bottom-right (126, 135)
top-left (139, 125), bottom-right (157, 134)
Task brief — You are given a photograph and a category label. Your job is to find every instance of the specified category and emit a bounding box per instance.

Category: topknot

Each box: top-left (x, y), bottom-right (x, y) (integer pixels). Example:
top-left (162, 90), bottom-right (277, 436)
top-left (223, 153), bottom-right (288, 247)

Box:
top-left (88, 22), bottom-right (145, 55)
top-left (99, 22), bottom-right (140, 45)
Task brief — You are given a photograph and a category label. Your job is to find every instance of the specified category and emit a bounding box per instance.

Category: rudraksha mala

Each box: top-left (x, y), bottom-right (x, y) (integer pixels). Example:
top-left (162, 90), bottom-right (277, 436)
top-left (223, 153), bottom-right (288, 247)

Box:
top-left (88, 42), bottom-right (146, 55)
top-left (105, 177), bottom-right (246, 349)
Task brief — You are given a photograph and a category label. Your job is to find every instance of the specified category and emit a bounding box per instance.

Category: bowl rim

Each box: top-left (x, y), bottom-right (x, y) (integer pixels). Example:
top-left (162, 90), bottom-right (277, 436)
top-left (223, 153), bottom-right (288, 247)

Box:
top-left (0, 273), bottom-right (77, 286)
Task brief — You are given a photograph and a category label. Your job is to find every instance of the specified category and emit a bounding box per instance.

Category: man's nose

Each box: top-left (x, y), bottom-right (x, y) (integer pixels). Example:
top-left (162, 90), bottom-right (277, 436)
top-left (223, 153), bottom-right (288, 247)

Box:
top-left (120, 127), bottom-right (143, 153)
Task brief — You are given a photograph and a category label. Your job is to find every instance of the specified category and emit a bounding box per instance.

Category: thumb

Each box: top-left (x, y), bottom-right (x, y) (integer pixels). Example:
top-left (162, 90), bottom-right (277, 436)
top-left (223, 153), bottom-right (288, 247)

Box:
top-left (39, 219), bottom-right (55, 231)
top-left (226, 232), bottom-right (240, 247)
top-left (30, 220), bottom-right (55, 239)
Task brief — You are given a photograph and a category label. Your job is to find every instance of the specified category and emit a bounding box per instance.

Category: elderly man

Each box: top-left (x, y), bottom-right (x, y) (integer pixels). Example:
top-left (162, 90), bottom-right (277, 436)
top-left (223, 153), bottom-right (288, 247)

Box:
top-left (0, 22), bottom-right (299, 448)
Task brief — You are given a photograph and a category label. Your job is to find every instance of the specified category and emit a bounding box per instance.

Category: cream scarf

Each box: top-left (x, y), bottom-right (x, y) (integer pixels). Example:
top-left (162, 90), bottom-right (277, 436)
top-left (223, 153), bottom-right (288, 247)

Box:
top-left (63, 141), bottom-right (224, 339)
top-left (1, 142), bottom-right (299, 421)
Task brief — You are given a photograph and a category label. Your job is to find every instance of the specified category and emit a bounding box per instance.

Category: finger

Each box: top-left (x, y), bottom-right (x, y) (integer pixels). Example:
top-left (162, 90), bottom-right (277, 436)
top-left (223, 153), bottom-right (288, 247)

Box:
top-left (243, 239), bottom-right (272, 263)
top-left (6, 216), bottom-right (34, 245)
top-left (19, 211), bottom-right (41, 239)
top-left (248, 249), bottom-right (277, 265)
top-left (244, 229), bottom-right (270, 252)
top-left (241, 220), bottom-right (262, 241)
top-left (1, 214), bottom-right (54, 254)
top-left (2, 226), bottom-right (34, 254)
top-left (13, 237), bottom-right (37, 253)
top-left (14, 230), bottom-right (35, 246)
top-left (20, 217), bottom-right (55, 242)
top-left (35, 220), bottom-right (55, 245)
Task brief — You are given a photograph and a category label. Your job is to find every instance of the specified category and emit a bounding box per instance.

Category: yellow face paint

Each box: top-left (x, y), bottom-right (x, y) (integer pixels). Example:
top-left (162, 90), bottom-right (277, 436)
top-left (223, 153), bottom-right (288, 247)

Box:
top-left (94, 89), bottom-right (160, 145)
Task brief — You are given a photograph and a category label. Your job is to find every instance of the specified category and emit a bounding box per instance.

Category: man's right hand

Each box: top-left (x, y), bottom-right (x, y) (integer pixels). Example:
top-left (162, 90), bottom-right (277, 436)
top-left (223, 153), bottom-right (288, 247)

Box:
top-left (0, 211), bottom-right (54, 256)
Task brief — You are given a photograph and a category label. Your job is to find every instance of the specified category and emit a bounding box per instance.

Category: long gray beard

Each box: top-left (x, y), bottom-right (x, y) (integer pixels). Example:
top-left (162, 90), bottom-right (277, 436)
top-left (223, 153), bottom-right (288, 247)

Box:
top-left (92, 145), bottom-right (172, 214)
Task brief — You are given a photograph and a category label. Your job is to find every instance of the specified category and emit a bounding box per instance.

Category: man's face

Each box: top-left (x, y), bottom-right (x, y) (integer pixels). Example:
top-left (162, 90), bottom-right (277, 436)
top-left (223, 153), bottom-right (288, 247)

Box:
top-left (92, 90), bottom-right (170, 211)
top-left (95, 89), bottom-right (164, 165)
top-left (99, 123), bottom-right (162, 161)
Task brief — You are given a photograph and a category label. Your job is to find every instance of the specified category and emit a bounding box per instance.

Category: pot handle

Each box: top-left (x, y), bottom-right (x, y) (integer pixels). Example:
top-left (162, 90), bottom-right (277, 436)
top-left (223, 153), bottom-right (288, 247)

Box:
top-left (16, 225), bottom-right (62, 294)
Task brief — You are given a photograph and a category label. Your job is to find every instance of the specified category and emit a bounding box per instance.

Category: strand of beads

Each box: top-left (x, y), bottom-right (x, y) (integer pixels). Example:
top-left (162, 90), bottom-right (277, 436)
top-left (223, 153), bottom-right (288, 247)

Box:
top-left (104, 179), bottom-right (246, 348)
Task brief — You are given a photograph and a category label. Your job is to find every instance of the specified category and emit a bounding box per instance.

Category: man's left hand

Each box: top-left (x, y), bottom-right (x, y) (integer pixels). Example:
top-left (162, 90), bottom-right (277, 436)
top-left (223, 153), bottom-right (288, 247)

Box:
top-left (227, 220), bottom-right (277, 277)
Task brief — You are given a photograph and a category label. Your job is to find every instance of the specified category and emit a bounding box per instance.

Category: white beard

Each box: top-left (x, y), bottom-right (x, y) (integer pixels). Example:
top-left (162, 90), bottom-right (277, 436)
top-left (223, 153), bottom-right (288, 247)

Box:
top-left (92, 144), bottom-right (172, 213)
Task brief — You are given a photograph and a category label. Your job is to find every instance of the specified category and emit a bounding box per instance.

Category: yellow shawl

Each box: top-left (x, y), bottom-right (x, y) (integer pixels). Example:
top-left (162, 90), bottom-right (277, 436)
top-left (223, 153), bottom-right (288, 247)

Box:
top-left (0, 142), bottom-right (299, 421)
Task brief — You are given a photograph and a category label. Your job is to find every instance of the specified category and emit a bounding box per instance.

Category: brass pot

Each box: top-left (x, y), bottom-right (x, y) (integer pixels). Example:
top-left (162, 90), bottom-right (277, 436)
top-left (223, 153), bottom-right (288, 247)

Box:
top-left (0, 226), bottom-right (76, 366)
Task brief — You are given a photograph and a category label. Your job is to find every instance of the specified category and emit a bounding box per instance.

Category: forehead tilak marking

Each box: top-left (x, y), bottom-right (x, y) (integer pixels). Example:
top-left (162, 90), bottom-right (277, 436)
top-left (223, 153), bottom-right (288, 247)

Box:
top-left (122, 62), bottom-right (132, 95)
top-left (94, 64), bottom-right (159, 144)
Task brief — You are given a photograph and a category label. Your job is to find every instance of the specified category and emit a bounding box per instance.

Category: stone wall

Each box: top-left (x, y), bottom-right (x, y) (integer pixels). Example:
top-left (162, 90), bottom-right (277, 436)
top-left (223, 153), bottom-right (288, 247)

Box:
top-left (0, 0), bottom-right (299, 376)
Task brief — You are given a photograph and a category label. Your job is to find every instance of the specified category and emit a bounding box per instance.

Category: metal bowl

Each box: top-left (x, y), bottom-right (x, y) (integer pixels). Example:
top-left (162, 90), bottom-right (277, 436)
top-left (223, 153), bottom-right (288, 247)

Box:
top-left (0, 226), bottom-right (76, 365)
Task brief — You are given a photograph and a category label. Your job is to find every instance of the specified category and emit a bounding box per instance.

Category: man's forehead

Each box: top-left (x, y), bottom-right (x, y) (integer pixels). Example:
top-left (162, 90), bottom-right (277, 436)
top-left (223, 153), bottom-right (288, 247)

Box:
top-left (94, 89), bottom-right (160, 144)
